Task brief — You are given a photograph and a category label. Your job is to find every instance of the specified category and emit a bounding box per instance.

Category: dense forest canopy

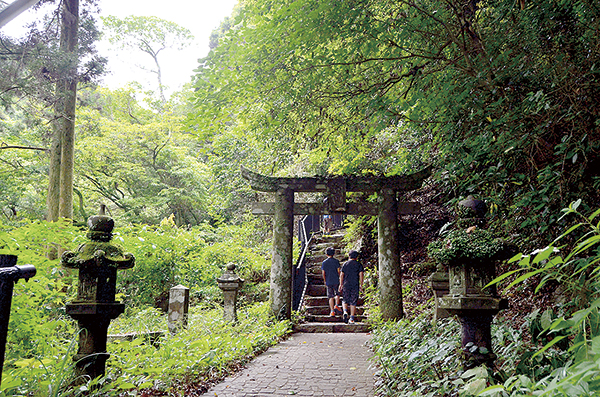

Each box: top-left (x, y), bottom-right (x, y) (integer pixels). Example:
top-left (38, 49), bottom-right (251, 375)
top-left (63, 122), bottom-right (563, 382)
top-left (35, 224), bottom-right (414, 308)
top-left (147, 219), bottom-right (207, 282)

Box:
top-left (0, 0), bottom-right (597, 238)
top-left (191, 0), bottom-right (599, 241)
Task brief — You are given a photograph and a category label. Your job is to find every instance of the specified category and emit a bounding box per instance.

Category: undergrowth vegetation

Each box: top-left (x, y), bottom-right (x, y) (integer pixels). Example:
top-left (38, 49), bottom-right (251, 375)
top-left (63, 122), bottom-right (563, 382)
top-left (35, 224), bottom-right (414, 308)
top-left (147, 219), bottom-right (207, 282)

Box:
top-left (0, 216), bottom-right (279, 396)
top-left (2, 302), bottom-right (290, 396)
top-left (370, 202), bottom-right (600, 396)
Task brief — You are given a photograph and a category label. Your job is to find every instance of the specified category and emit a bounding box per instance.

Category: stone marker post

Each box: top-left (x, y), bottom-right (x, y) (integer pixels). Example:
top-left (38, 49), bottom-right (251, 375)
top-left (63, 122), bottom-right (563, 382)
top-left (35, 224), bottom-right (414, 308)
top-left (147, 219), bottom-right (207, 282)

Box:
top-left (217, 263), bottom-right (244, 323)
top-left (168, 285), bottom-right (190, 333)
top-left (62, 213), bottom-right (134, 380)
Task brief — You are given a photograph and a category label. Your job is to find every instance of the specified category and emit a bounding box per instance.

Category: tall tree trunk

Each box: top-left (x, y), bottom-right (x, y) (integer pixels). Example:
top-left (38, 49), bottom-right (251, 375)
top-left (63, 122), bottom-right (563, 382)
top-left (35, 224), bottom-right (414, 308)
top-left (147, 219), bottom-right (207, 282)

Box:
top-left (47, 132), bottom-right (61, 222)
top-left (47, 0), bottom-right (79, 223)
top-left (47, 0), bottom-right (79, 259)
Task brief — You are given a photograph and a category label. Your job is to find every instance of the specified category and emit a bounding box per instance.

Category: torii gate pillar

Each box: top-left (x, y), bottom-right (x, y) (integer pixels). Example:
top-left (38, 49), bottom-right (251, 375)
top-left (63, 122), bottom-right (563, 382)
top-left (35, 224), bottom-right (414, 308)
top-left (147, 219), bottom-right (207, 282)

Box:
top-left (378, 188), bottom-right (403, 319)
top-left (271, 188), bottom-right (294, 319)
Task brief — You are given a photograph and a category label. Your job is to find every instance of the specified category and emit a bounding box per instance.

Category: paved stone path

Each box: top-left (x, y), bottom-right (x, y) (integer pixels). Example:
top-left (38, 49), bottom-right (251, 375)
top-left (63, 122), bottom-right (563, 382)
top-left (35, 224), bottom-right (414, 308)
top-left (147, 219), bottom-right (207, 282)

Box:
top-left (200, 332), bottom-right (376, 397)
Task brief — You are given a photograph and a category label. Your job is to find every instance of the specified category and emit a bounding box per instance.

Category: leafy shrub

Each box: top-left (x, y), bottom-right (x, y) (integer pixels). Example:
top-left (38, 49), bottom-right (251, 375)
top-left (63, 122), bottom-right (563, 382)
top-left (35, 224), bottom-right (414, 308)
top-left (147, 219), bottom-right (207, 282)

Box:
top-left (479, 201), bottom-right (600, 396)
top-left (115, 217), bottom-right (271, 309)
top-left (0, 220), bottom-right (79, 359)
top-left (99, 302), bottom-right (289, 395)
top-left (1, 302), bottom-right (290, 396)
top-left (370, 314), bottom-right (462, 396)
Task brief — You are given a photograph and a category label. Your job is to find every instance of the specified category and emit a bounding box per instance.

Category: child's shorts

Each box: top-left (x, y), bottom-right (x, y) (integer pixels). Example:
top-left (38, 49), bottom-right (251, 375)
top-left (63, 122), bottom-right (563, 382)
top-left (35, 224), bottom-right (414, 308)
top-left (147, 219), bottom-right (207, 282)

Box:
top-left (327, 285), bottom-right (339, 298)
top-left (342, 287), bottom-right (359, 306)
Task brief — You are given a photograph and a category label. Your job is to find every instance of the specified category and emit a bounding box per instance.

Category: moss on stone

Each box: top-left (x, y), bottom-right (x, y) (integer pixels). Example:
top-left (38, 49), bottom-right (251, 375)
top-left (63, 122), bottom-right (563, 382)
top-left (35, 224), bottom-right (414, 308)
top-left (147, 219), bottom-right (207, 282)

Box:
top-left (427, 229), bottom-right (505, 266)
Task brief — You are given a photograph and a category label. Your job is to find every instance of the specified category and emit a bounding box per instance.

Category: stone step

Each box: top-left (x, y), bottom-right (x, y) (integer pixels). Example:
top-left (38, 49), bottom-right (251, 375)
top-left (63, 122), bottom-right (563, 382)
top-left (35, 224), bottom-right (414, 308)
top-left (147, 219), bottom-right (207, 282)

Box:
top-left (307, 266), bottom-right (323, 275)
top-left (305, 306), bottom-right (365, 316)
top-left (307, 254), bottom-right (327, 264)
top-left (305, 296), bottom-right (365, 307)
top-left (307, 274), bottom-right (324, 284)
top-left (306, 314), bottom-right (367, 323)
top-left (313, 233), bottom-right (345, 244)
top-left (307, 284), bottom-right (327, 296)
top-left (293, 322), bottom-right (371, 333)
top-left (305, 296), bottom-right (329, 306)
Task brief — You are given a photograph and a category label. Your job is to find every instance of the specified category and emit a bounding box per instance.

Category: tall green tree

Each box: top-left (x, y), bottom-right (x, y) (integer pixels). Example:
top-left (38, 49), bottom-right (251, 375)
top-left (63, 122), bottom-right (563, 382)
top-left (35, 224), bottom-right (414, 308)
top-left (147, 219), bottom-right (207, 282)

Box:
top-left (0, 0), bottom-right (105, 225)
top-left (75, 86), bottom-right (211, 226)
top-left (47, 0), bottom-right (79, 225)
top-left (101, 15), bottom-right (194, 105)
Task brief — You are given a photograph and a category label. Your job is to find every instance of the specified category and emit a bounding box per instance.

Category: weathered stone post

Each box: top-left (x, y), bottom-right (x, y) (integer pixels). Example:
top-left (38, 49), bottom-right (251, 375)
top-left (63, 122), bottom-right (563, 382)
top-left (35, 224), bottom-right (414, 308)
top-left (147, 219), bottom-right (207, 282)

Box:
top-left (168, 285), bottom-right (189, 333)
top-left (217, 264), bottom-right (244, 323)
top-left (432, 196), bottom-right (508, 369)
top-left (377, 188), bottom-right (403, 320)
top-left (271, 187), bottom-right (294, 319)
top-left (62, 213), bottom-right (134, 380)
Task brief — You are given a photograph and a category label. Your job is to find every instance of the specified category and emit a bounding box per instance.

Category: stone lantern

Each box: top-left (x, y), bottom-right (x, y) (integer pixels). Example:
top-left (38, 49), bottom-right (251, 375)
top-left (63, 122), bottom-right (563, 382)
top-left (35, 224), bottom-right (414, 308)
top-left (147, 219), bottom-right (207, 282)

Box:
top-left (62, 213), bottom-right (134, 380)
top-left (431, 196), bottom-right (508, 368)
top-left (217, 263), bottom-right (244, 323)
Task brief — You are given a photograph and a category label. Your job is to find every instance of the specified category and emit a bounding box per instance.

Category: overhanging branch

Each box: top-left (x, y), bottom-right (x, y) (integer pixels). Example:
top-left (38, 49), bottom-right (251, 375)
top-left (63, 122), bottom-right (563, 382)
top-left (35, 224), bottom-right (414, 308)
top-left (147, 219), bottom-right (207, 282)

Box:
top-left (0, 142), bottom-right (49, 152)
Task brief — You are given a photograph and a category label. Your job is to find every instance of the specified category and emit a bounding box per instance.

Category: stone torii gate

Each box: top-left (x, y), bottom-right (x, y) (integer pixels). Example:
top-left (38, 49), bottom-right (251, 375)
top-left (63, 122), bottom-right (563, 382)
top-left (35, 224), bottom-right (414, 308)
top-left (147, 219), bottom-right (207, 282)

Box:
top-left (241, 166), bottom-right (431, 321)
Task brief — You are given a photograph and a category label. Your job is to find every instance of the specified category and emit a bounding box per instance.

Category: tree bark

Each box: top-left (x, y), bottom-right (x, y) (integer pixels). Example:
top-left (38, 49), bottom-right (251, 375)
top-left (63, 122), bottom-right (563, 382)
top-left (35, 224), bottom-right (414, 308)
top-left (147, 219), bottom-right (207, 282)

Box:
top-left (47, 0), bottom-right (79, 223)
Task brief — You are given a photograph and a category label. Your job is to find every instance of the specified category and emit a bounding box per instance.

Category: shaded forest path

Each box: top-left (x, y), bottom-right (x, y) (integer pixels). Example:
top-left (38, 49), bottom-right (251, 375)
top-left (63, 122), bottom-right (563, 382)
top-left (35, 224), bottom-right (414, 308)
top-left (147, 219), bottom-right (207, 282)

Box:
top-left (199, 332), bottom-right (375, 396)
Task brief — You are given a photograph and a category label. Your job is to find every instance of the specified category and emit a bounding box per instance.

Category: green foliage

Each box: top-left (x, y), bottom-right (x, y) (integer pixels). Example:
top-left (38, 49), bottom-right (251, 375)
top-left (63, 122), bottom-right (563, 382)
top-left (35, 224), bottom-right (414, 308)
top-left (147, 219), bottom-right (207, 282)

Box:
top-left (370, 311), bottom-right (573, 397)
top-left (0, 216), bottom-right (277, 396)
top-left (191, 0), bottom-right (600, 247)
top-left (2, 302), bottom-right (290, 396)
top-left (101, 15), bottom-right (194, 103)
top-left (372, 203), bottom-right (600, 396)
top-left (101, 15), bottom-right (194, 54)
top-left (76, 87), bottom-right (211, 226)
top-left (370, 314), bottom-right (463, 396)
top-left (104, 303), bottom-right (290, 394)
top-left (428, 229), bottom-right (506, 266)
top-left (475, 202), bottom-right (600, 395)
top-left (491, 200), bottom-right (600, 312)
top-left (110, 215), bottom-right (270, 309)
top-left (0, 220), bottom-right (80, 395)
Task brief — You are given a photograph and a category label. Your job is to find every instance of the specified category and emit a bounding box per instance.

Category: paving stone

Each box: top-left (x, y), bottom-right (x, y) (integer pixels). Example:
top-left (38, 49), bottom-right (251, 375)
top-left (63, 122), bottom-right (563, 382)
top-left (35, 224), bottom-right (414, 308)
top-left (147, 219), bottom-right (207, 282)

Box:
top-left (200, 332), bottom-right (375, 397)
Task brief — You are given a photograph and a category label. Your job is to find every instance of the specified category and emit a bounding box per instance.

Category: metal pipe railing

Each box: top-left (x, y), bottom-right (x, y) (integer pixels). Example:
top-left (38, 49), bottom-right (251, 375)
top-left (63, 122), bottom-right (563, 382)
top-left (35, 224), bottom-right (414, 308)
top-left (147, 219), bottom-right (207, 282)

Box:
top-left (293, 216), bottom-right (313, 311)
top-left (0, 254), bottom-right (36, 385)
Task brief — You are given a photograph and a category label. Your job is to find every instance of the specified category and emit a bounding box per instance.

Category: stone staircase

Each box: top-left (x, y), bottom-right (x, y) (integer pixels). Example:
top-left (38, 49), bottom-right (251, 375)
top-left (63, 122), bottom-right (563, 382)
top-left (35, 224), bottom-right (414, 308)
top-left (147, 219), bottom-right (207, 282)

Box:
top-left (294, 229), bottom-right (370, 333)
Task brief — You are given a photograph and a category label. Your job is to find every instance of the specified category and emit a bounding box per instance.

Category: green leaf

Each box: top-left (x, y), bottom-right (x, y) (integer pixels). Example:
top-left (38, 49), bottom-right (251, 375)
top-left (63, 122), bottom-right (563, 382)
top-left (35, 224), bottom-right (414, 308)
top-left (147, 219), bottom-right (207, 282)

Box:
top-left (532, 336), bottom-right (569, 360)
top-left (118, 382), bottom-right (136, 390)
top-left (485, 268), bottom-right (523, 289)
top-left (478, 385), bottom-right (507, 396)
top-left (532, 246), bottom-right (556, 265)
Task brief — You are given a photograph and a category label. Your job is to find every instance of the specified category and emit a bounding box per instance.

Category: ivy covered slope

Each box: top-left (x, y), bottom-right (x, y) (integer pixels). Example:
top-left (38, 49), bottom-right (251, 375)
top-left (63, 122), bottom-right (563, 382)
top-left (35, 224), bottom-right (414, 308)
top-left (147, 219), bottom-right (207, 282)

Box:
top-left (191, 0), bottom-right (599, 240)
